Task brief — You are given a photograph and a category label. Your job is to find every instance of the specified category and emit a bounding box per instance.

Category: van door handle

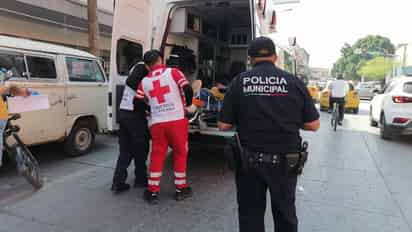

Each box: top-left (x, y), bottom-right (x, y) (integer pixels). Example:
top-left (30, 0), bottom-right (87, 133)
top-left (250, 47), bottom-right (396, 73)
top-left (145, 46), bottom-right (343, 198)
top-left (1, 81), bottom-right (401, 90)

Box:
top-left (67, 94), bottom-right (78, 100)
top-left (50, 97), bottom-right (63, 106)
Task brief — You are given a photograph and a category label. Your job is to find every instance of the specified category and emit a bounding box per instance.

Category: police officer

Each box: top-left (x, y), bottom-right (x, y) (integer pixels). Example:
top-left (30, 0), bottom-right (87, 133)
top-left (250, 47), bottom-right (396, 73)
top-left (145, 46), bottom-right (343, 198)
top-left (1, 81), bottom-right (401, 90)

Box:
top-left (218, 37), bottom-right (320, 232)
top-left (111, 62), bottom-right (150, 194)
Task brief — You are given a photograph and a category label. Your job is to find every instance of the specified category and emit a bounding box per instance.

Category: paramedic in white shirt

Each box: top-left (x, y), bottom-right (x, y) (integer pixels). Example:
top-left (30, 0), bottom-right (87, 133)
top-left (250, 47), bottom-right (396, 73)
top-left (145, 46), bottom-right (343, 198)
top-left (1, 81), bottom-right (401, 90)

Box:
top-left (329, 74), bottom-right (348, 125)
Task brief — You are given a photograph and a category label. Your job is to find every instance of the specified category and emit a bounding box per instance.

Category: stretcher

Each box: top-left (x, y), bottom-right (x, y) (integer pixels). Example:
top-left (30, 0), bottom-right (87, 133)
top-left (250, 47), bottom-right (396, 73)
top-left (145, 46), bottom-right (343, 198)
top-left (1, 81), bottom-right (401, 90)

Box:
top-left (188, 89), bottom-right (235, 138)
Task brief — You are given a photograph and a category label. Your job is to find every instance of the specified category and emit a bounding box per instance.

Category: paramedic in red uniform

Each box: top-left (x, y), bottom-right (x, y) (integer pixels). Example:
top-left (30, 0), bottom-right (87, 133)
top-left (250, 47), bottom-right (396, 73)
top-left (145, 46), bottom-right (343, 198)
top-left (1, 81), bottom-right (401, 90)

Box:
top-left (137, 50), bottom-right (194, 204)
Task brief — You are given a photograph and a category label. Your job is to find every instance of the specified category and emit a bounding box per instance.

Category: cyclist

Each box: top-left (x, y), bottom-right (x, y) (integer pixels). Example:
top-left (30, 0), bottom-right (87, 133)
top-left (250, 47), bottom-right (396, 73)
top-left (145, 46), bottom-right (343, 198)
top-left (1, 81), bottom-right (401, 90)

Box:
top-left (0, 65), bottom-right (30, 168)
top-left (328, 74), bottom-right (347, 125)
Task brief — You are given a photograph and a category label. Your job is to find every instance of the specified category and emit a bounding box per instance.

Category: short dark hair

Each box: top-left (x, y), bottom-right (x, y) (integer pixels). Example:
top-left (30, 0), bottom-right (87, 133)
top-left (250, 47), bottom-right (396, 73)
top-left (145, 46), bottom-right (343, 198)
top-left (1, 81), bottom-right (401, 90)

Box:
top-left (143, 50), bottom-right (162, 66)
top-left (336, 73), bottom-right (344, 80)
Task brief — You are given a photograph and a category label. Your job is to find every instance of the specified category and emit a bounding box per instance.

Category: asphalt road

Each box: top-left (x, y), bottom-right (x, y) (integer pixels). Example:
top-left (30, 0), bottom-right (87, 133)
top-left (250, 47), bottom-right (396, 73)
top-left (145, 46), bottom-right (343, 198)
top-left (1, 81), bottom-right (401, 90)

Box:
top-left (1, 101), bottom-right (412, 232)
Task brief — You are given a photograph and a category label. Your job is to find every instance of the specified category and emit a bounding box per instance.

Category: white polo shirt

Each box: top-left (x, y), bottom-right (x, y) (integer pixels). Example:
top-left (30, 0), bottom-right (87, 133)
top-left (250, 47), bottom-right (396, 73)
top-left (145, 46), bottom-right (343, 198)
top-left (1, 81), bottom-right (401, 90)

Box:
top-left (330, 80), bottom-right (347, 98)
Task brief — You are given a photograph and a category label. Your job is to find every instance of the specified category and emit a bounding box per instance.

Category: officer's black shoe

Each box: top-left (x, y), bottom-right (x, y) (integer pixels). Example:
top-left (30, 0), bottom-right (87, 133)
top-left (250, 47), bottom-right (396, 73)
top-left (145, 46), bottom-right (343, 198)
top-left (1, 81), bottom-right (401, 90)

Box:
top-left (134, 179), bottom-right (148, 188)
top-left (143, 190), bottom-right (159, 205)
top-left (175, 186), bottom-right (193, 201)
top-left (338, 121), bottom-right (343, 126)
top-left (111, 183), bottom-right (130, 194)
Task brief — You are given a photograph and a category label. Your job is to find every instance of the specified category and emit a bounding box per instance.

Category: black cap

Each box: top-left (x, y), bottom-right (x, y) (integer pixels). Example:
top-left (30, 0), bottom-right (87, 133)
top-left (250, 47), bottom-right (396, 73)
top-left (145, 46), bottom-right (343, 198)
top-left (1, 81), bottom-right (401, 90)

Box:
top-left (248, 37), bottom-right (277, 58)
top-left (143, 49), bottom-right (162, 66)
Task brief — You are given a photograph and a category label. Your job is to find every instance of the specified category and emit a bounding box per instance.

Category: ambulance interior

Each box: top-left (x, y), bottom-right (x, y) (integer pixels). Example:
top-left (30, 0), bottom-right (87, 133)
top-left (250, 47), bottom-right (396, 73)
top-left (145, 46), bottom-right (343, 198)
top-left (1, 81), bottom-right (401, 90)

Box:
top-left (164, 0), bottom-right (252, 128)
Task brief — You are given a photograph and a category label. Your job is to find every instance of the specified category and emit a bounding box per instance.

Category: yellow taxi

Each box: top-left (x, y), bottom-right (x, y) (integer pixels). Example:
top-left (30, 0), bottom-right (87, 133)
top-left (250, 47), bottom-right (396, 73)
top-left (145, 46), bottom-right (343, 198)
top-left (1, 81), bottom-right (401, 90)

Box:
top-left (319, 81), bottom-right (360, 114)
top-left (307, 83), bottom-right (320, 103)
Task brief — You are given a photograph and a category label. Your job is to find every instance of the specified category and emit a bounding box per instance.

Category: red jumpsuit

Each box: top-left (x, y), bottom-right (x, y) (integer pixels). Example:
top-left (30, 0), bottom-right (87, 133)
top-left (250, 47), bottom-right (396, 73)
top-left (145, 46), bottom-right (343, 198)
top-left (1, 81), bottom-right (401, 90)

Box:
top-left (137, 64), bottom-right (189, 193)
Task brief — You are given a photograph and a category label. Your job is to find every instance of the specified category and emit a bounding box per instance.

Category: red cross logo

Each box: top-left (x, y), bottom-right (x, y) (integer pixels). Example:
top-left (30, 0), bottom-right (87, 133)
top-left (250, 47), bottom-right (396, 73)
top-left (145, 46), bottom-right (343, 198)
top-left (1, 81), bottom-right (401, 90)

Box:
top-left (149, 80), bottom-right (170, 104)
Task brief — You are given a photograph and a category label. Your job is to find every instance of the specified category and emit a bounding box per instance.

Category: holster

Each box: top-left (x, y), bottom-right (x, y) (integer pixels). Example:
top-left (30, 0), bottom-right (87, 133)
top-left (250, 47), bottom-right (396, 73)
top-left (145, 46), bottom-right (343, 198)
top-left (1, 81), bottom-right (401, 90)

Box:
top-left (224, 133), bottom-right (249, 171)
top-left (224, 137), bottom-right (238, 171)
top-left (285, 141), bottom-right (309, 175)
top-left (224, 134), bottom-right (241, 171)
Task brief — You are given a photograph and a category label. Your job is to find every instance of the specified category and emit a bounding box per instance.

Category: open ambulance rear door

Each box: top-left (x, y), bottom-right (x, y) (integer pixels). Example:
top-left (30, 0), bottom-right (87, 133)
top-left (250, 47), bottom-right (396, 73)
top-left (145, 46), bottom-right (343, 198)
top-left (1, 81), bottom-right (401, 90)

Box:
top-left (108, 0), bottom-right (153, 131)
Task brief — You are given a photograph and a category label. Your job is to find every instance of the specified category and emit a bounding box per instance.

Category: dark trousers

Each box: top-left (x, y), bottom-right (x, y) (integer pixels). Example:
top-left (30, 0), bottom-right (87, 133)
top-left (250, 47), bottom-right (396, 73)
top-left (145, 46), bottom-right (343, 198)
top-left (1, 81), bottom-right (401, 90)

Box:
top-left (236, 160), bottom-right (298, 232)
top-left (112, 111), bottom-right (150, 185)
top-left (329, 97), bottom-right (345, 121)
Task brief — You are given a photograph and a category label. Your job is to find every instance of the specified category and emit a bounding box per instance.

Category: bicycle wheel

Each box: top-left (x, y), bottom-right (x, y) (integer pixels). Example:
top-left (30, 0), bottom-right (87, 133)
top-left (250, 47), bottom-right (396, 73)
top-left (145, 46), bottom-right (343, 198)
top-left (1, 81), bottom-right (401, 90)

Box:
top-left (15, 145), bottom-right (43, 189)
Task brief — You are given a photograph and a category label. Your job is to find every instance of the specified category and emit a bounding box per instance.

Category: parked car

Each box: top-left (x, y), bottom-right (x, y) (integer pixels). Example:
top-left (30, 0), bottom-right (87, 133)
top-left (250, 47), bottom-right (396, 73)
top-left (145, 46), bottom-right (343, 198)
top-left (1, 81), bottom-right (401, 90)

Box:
top-left (0, 35), bottom-right (108, 156)
top-left (370, 77), bottom-right (412, 140)
top-left (356, 81), bottom-right (381, 100)
top-left (320, 81), bottom-right (360, 113)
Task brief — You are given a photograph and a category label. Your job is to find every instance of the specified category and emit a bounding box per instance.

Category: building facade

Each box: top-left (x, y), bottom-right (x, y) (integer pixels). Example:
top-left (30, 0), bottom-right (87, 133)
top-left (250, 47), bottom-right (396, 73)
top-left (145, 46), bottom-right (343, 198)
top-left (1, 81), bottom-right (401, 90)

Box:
top-left (294, 47), bottom-right (310, 77)
top-left (310, 67), bottom-right (330, 81)
top-left (0, 0), bottom-right (114, 73)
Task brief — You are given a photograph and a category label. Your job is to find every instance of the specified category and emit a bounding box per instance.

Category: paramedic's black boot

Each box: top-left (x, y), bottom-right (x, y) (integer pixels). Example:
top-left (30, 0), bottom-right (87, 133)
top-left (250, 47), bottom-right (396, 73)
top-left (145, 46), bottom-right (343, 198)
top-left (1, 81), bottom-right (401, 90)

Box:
top-left (175, 186), bottom-right (193, 201)
top-left (143, 190), bottom-right (159, 205)
top-left (111, 183), bottom-right (130, 194)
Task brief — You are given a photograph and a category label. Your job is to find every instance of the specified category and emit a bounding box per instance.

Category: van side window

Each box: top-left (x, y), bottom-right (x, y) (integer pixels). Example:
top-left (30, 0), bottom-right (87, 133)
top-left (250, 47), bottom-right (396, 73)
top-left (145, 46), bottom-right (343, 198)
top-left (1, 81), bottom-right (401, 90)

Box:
top-left (26, 56), bottom-right (57, 79)
top-left (66, 57), bottom-right (105, 82)
top-left (0, 51), bottom-right (26, 78)
top-left (117, 39), bottom-right (143, 76)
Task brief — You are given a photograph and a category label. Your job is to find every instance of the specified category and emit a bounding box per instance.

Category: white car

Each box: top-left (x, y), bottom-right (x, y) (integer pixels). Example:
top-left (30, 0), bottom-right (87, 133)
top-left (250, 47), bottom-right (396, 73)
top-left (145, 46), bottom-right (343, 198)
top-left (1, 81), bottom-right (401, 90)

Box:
top-left (370, 77), bottom-right (412, 140)
top-left (356, 81), bottom-right (381, 100)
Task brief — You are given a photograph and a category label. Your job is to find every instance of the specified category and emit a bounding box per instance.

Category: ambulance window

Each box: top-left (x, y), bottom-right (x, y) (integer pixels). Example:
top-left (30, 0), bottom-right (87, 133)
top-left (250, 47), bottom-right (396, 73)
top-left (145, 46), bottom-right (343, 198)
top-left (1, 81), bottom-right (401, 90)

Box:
top-left (66, 57), bottom-right (105, 82)
top-left (26, 56), bottom-right (57, 79)
top-left (117, 39), bottom-right (143, 76)
top-left (0, 51), bottom-right (26, 78)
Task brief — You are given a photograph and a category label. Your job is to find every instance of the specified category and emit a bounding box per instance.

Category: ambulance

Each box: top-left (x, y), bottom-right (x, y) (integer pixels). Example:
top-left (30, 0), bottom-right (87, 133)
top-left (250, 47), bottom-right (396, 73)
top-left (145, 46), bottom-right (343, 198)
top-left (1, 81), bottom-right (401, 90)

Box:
top-left (108, 0), bottom-right (294, 137)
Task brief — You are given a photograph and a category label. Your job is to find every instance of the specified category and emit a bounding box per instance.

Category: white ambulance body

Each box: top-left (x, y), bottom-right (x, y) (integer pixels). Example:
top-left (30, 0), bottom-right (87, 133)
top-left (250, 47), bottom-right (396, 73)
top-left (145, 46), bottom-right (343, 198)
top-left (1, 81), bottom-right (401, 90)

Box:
top-left (108, 0), bottom-right (286, 136)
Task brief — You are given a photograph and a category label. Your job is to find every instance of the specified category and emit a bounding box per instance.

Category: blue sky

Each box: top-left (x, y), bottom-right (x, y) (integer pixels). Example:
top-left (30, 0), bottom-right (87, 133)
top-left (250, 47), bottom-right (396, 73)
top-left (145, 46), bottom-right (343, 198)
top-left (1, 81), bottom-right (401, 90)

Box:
top-left (273, 0), bottom-right (412, 69)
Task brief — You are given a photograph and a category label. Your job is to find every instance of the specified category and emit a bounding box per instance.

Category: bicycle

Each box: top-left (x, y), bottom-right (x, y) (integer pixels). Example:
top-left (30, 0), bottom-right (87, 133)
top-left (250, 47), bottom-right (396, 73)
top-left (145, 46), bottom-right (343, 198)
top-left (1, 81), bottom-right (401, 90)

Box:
top-left (4, 113), bottom-right (43, 189)
top-left (330, 102), bottom-right (339, 131)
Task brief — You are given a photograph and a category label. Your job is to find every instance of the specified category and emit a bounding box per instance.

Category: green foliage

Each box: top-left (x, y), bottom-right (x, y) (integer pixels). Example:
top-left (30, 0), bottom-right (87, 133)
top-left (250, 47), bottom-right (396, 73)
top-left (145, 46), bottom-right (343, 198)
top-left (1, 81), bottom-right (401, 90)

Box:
top-left (357, 56), bottom-right (394, 80)
top-left (331, 35), bottom-right (395, 80)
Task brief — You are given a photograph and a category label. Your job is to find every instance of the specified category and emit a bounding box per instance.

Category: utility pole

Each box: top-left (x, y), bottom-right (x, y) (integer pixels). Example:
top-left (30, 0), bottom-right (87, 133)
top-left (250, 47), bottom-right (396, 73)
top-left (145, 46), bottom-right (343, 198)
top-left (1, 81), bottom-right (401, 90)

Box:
top-left (87, 0), bottom-right (99, 56)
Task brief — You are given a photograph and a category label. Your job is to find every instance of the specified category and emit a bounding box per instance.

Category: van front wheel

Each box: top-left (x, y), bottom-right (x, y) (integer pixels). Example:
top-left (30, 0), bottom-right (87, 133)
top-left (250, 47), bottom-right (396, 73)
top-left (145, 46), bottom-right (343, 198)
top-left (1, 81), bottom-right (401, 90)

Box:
top-left (64, 120), bottom-right (96, 157)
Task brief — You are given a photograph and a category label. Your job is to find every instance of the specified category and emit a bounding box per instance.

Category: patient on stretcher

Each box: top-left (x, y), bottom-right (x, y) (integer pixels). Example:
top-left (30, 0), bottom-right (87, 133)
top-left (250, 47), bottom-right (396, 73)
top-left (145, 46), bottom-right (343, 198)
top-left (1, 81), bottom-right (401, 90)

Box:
top-left (191, 61), bottom-right (246, 112)
top-left (192, 79), bottom-right (227, 112)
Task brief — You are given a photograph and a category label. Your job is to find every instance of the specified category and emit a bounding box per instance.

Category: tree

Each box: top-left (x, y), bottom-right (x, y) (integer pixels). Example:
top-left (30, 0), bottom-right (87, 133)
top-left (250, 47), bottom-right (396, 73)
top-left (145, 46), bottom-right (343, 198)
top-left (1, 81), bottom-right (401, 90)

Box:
top-left (353, 35), bottom-right (395, 55)
top-left (88, 0), bottom-right (99, 56)
top-left (331, 35), bottom-right (395, 80)
top-left (357, 56), bottom-right (394, 81)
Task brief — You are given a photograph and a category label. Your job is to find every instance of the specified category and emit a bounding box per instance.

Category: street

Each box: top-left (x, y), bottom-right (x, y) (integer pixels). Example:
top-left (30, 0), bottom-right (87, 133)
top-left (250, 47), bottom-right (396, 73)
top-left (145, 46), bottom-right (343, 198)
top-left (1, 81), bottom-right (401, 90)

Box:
top-left (0, 101), bottom-right (412, 232)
